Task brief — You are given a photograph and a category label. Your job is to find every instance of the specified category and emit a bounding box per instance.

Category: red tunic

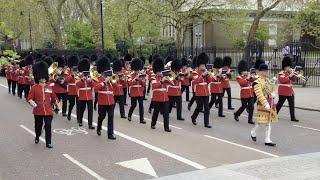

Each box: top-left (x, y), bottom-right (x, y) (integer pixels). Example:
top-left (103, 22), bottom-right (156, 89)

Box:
top-left (221, 66), bottom-right (231, 89)
top-left (167, 78), bottom-right (181, 97)
top-left (180, 67), bottom-right (190, 86)
top-left (151, 76), bottom-right (172, 102)
top-left (94, 79), bottom-right (115, 106)
top-left (278, 71), bottom-right (296, 96)
top-left (76, 79), bottom-right (94, 101)
top-left (121, 68), bottom-right (129, 89)
top-left (11, 65), bottom-right (19, 81)
top-left (24, 66), bottom-right (33, 85)
top-left (18, 68), bottom-right (26, 84)
top-left (208, 75), bottom-right (223, 94)
top-left (236, 75), bottom-right (254, 99)
top-left (27, 84), bottom-right (58, 116)
top-left (93, 75), bottom-right (105, 93)
top-left (52, 74), bottom-right (68, 94)
top-left (128, 73), bottom-right (146, 97)
top-left (192, 70), bottom-right (210, 97)
top-left (65, 75), bottom-right (77, 96)
top-left (113, 74), bottom-right (124, 96)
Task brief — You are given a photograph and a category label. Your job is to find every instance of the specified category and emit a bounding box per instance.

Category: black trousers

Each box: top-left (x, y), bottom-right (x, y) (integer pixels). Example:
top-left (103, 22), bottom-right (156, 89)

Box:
top-left (77, 100), bottom-right (93, 126)
top-left (218, 88), bottom-right (232, 108)
top-left (34, 115), bottom-right (52, 145)
top-left (56, 93), bottom-right (67, 114)
top-left (181, 85), bottom-right (190, 101)
top-left (114, 95), bottom-right (125, 117)
top-left (123, 88), bottom-right (128, 104)
top-left (235, 97), bottom-right (254, 122)
top-left (209, 93), bottom-right (223, 116)
top-left (7, 79), bottom-right (12, 93)
top-left (10, 81), bottom-right (17, 95)
top-left (67, 95), bottom-right (78, 117)
top-left (128, 97), bottom-right (144, 122)
top-left (22, 84), bottom-right (30, 99)
top-left (191, 96), bottom-right (210, 126)
top-left (17, 83), bottom-right (23, 98)
top-left (188, 91), bottom-right (196, 108)
top-left (151, 101), bottom-right (170, 130)
top-left (97, 105), bottom-right (114, 135)
top-left (169, 96), bottom-right (183, 119)
top-left (94, 92), bottom-right (98, 110)
top-left (147, 80), bottom-right (151, 95)
top-left (276, 95), bottom-right (296, 120)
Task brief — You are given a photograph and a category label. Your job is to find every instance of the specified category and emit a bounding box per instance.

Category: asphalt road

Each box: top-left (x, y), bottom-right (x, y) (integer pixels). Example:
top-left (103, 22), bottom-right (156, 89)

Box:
top-left (0, 77), bottom-right (319, 180)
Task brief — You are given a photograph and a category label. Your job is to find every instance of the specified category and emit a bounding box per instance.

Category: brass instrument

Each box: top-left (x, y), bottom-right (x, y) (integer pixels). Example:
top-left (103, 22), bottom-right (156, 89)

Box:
top-left (289, 66), bottom-right (307, 81)
top-left (90, 66), bottom-right (100, 81)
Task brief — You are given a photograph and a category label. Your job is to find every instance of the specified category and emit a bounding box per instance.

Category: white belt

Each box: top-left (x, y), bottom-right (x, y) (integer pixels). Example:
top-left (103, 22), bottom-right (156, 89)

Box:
top-left (241, 86), bottom-right (252, 90)
top-left (198, 82), bottom-right (207, 85)
top-left (68, 83), bottom-right (76, 86)
top-left (210, 82), bottom-right (221, 85)
top-left (153, 88), bottom-right (167, 92)
top-left (79, 87), bottom-right (91, 90)
top-left (168, 85), bottom-right (180, 89)
top-left (131, 85), bottom-right (142, 88)
top-left (278, 84), bottom-right (292, 87)
top-left (98, 91), bottom-right (113, 95)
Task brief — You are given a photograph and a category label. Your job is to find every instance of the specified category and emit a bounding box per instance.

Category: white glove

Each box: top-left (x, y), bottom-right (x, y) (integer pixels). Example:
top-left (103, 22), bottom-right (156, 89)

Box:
top-left (264, 104), bottom-right (271, 111)
top-left (30, 101), bottom-right (37, 108)
top-left (271, 92), bottom-right (276, 99)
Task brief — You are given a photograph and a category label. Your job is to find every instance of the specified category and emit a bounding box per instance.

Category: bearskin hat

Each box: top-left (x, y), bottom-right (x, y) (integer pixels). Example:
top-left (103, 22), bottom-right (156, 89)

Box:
top-left (124, 54), bottom-right (132, 62)
top-left (25, 55), bottom-right (34, 66)
top-left (131, 58), bottom-right (143, 71)
top-left (148, 55), bottom-right (153, 65)
top-left (254, 58), bottom-right (265, 69)
top-left (181, 57), bottom-right (188, 67)
top-left (55, 56), bottom-right (66, 67)
top-left (67, 55), bottom-right (79, 68)
top-left (44, 56), bottom-right (53, 67)
top-left (165, 55), bottom-right (174, 64)
top-left (90, 54), bottom-right (98, 63)
top-left (96, 56), bottom-right (111, 73)
top-left (196, 53), bottom-right (209, 67)
top-left (33, 61), bottom-right (49, 84)
top-left (213, 57), bottom-right (223, 68)
top-left (282, 56), bottom-right (292, 70)
top-left (223, 56), bottom-right (232, 67)
top-left (140, 56), bottom-right (146, 66)
top-left (113, 60), bottom-right (123, 72)
top-left (152, 56), bottom-right (165, 73)
top-left (106, 53), bottom-right (113, 63)
top-left (237, 60), bottom-right (249, 74)
top-left (171, 59), bottom-right (182, 72)
top-left (19, 60), bottom-right (25, 68)
top-left (78, 58), bottom-right (91, 72)
top-left (192, 56), bottom-right (197, 68)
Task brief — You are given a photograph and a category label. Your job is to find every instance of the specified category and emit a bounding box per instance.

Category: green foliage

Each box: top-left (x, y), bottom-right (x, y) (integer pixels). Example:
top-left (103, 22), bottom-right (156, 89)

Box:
top-left (254, 25), bottom-right (271, 43)
top-left (2, 50), bottom-right (20, 59)
top-left (66, 23), bottom-right (95, 49)
top-left (296, 1), bottom-right (320, 38)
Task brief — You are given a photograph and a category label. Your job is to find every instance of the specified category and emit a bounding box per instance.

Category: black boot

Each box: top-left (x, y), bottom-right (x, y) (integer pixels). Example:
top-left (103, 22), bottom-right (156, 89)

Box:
top-left (251, 135), bottom-right (257, 142)
top-left (265, 142), bottom-right (276, 146)
top-left (35, 137), bottom-right (39, 144)
top-left (234, 113), bottom-right (239, 122)
top-left (97, 130), bottom-right (101, 136)
top-left (46, 144), bottom-right (53, 148)
top-left (205, 124), bottom-right (212, 128)
top-left (108, 134), bottom-right (116, 140)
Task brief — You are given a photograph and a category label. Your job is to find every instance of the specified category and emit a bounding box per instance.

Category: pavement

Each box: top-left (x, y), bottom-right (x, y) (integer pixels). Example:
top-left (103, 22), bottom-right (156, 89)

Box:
top-left (0, 77), bottom-right (320, 180)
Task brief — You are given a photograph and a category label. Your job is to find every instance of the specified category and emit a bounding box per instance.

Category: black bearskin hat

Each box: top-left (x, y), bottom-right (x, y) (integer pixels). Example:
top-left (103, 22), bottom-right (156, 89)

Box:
top-left (33, 61), bottom-right (49, 84)
top-left (67, 55), bottom-right (79, 68)
top-left (25, 55), bottom-right (34, 66)
top-left (171, 59), bottom-right (182, 72)
top-left (55, 56), bottom-right (66, 67)
top-left (259, 63), bottom-right (268, 71)
top-left (152, 56), bottom-right (165, 73)
top-left (223, 56), bottom-right (232, 67)
top-left (124, 54), bottom-right (132, 62)
top-left (148, 55), bottom-right (153, 65)
top-left (96, 56), bottom-right (111, 73)
top-left (44, 56), bottom-right (53, 67)
top-left (181, 57), bottom-right (188, 67)
top-left (78, 58), bottom-right (91, 72)
top-left (131, 58), bottom-right (143, 71)
top-left (282, 56), bottom-right (292, 70)
top-left (237, 60), bottom-right (249, 74)
top-left (19, 60), bottom-right (25, 68)
top-left (213, 57), bottom-right (223, 68)
top-left (192, 56), bottom-right (197, 68)
top-left (140, 56), bottom-right (146, 66)
top-left (254, 58), bottom-right (265, 69)
top-left (90, 54), bottom-right (98, 63)
top-left (165, 55), bottom-right (174, 64)
top-left (196, 53), bottom-right (209, 67)
top-left (113, 60), bottom-right (123, 72)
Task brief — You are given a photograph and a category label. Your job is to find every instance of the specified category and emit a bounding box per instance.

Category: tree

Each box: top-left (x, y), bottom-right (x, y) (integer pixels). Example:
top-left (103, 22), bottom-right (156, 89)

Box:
top-left (66, 22), bottom-right (96, 49)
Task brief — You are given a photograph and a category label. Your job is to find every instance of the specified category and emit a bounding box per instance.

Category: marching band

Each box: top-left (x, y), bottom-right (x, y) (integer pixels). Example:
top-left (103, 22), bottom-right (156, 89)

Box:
top-left (2, 51), bottom-right (303, 148)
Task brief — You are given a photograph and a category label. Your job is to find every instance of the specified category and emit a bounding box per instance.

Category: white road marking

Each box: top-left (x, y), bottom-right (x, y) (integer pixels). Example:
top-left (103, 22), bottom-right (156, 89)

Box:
top-left (116, 158), bottom-right (158, 178)
top-left (70, 114), bottom-right (206, 170)
top-left (20, 125), bottom-right (45, 143)
top-left (132, 114), bottom-right (183, 130)
top-left (293, 125), bottom-right (320, 132)
top-left (63, 154), bottom-right (106, 180)
top-left (0, 84), bottom-right (8, 88)
top-left (53, 127), bottom-right (88, 136)
top-left (204, 135), bottom-right (279, 158)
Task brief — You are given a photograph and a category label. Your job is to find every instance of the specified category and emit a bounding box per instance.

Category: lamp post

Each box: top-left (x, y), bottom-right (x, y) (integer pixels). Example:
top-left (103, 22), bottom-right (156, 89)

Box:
top-left (28, 10), bottom-right (33, 52)
top-left (100, 0), bottom-right (105, 54)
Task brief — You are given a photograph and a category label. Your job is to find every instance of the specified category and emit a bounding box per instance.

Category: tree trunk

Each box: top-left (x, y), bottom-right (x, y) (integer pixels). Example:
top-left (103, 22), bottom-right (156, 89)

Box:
top-left (94, 0), bottom-right (103, 54)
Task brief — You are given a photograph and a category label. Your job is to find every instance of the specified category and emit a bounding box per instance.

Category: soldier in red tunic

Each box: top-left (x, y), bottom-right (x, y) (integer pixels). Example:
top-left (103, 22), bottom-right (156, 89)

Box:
top-left (151, 56), bottom-right (172, 132)
top-left (122, 54), bottom-right (132, 105)
top-left (234, 60), bottom-right (255, 124)
top-left (180, 57), bottom-right (191, 102)
top-left (187, 56), bottom-right (199, 111)
top-left (112, 59), bottom-right (127, 118)
top-left (208, 57), bottom-right (225, 117)
top-left (127, 58), bottom-right (146, 124)
top-left (65, 55), bottom-right (79, 120)
top-left (219, 56), bottom-right (234, 110)
top-left (168, 59), bottom-right (184, 120)
top-left (94, 60), bottom-right (116, 140)
top-left (76, 58), bottom-right (95, 129)
top-left (276, 56), bottom-right (299, 122)
top-left (17, 60), bottom-right (25, 99)
top-left (22, 55), bottom-right (34, 99)
top-left (4, 63), bottom-right (13, 94)
top-left (11, 61), bottom-right (19, 96)
top-left (191, 53), bottom-right (212, 128)
top-left (27, 61), bottom-right (60, 148)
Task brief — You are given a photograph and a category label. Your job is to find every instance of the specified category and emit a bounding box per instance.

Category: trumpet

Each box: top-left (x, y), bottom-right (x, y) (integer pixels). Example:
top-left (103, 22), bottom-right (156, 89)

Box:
top-left (90, 66), bottom-right (100, 81)
top-left (289, 66), bottom-right (307, 81)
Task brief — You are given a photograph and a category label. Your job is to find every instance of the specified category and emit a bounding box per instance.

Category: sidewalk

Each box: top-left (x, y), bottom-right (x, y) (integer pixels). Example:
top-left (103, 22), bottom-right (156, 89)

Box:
top-left (228, 81), bottom-right (320, 112)
top-left (152, 152), bottom-right (320, 180)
